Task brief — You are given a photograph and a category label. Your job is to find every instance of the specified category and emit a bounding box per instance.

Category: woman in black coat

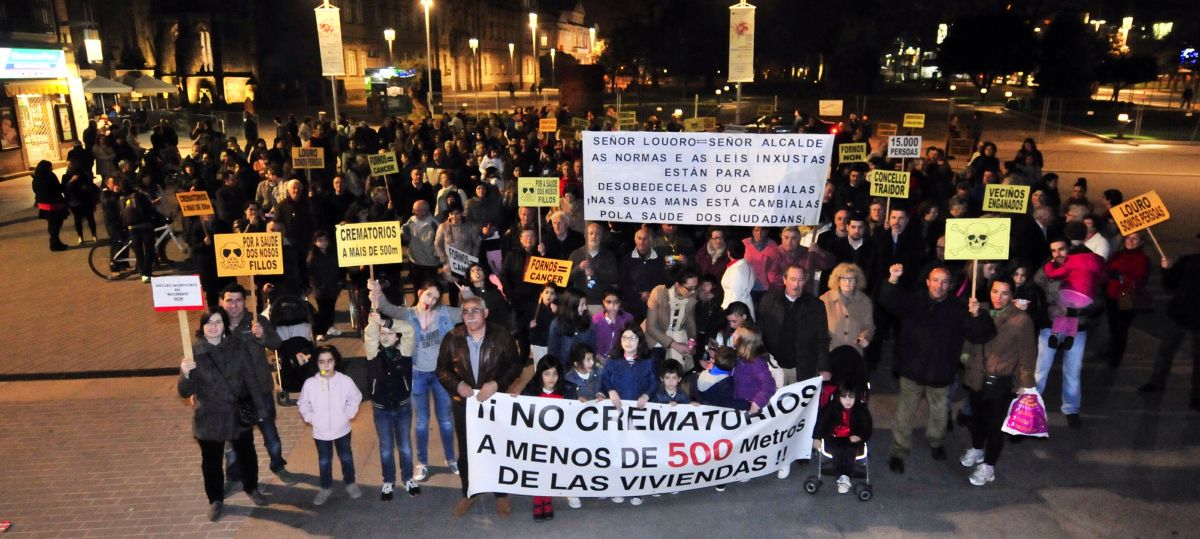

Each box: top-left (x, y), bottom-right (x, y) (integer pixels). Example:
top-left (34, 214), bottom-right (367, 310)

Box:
top-left (31, 160), bottom-right (69, 251)
top-left (178, 307), bottom-right (270, 521)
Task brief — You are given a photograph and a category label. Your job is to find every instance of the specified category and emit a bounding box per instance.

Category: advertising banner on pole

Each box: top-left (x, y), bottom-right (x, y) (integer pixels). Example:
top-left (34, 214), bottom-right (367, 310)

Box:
top-left (727, 3), bottom-right (756, 83)
top-left (466, 379), bottom-right (822, 497)
top-left (314, 4), bottom-right (345, 77)
top-left (583, 132), bottom-right (832, 227)
top-left (869, 170), bottom-right (911, 198)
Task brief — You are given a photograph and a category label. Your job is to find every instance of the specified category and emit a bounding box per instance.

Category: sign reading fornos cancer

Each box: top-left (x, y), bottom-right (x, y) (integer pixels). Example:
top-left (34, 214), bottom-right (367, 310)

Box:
top-left (523, 256), bottom-right (572, 286)
top-left (583, 132), bottom-right (833, 227)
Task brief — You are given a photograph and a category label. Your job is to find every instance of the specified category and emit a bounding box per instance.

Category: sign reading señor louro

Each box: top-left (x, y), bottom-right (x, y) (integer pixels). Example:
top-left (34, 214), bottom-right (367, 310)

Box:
top-left (583, 132), bottom-right (833, 226)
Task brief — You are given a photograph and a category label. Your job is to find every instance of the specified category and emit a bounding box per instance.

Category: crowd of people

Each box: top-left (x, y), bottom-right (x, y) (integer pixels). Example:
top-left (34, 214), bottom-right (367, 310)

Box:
top-left (37, 102), bottom-right (1199, 521)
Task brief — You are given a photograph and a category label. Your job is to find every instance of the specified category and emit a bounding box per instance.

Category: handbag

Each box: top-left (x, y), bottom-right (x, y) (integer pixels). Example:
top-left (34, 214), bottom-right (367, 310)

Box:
top-left (207, 353), bottom-right (258, 428)
top-left (1000, 391), bottom-right (1049, 438)
top-left (1117, 287), bottom-right (1152, 313)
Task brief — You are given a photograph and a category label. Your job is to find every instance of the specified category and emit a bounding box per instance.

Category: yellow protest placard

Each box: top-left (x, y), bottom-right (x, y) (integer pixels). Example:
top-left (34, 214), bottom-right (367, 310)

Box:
top-left (1110, 191), bottom-right (1170, 237)
top-left (214, 232), bottom-right (284, 277)
top-left (876, 123), bottom-right (898, 137)
top-left (335, 221), bottom-right (404, 267)
top-left (948, 138), bottom-right (974, 158)
top-left (175, 191), bottom-right (214, 217)
top-left (945, 218), bottom-right (1010, 260)
top-left (838, 143), bottom-right (867, 163)
top-left (571, 117), bottom-right (590, 130)
top-left (683, 117), bottom-right (717, 132)
top-left (983, 184), bottom-right (1030, 214)
top-left (902, 113), bottom-right (925, 128)
top-left (368, 152), bottom-right (400, 176)
top-left (523, 256), bottom-right (572, 286)
top-left (617, 110), bottom-right (637, 130)
top-left (757, 104), bottom-right (773, 116)
top-left (868, 169), bottom-right (911, 198)
top-left (518, 177), bottom-right (560, 207)
top-left (291, 147), bottom-right (324, 169)
top-left (558, 128), bottom-right (577, 141)
top-left (539, 118), bottom-right (558, 133)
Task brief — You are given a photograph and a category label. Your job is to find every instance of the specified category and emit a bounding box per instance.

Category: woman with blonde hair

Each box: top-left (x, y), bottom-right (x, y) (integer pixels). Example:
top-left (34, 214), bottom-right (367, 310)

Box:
top-left (732, 323), bottom-right (776, 414)
top-left (820, 263), bottom-right (875, 354)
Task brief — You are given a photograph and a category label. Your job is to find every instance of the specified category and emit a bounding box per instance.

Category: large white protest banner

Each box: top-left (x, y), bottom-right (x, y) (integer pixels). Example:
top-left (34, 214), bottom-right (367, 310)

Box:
top-left (466, 379), bottom-right (822, 497)
top-left (583, 132), bottom-right (832, 227)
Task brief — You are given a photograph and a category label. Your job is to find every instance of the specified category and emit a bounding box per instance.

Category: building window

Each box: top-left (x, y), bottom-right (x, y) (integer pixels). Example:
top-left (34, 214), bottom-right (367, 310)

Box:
top-left (199, 26), bottom-right (214, 72)
top-left (345, 49), bottom-right (358, 75)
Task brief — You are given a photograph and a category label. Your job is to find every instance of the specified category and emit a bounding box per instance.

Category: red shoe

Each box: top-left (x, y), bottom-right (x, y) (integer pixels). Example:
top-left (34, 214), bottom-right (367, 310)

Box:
top-left (533, 498), bottom-right (545, 522)
top-left (544, 500), bottom-right (554, 520)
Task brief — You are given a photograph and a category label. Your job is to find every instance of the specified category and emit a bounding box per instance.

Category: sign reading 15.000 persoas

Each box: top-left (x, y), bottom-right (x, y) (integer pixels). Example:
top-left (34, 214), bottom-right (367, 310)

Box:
top-left (335, 221), bottom-right (403, 266)
top-left (887, 135), bottom-right (922, 159)
top-left (214, 232), bottom-right (283, 277)
top-left (583, 132), bottom-right (833, 226)
top-left (467, 379), bottom-right (822, 497)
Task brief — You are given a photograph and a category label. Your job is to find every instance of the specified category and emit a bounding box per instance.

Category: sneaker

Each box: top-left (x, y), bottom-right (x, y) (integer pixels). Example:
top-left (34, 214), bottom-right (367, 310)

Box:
top-left (448, 462), bottom-right (460, 475)
top-left (960, 448), bottom-right (985, 468)
top-left (273, 468), bottom-right (299, 485)
top-left (381, 482), bottom-right (394, 501)
top-left (313, 488), bottom-right (332, 506)
top-left (405, 479), bottom-right (421, 497)
top-left (611, 497), bottom-right (625, 503)
top-left (76, 237), bottom-right (83, 246)
top-left (629, 496), bottom-right (643, 506)
top-left (544, 501), bottom-right (554, 520)
top-left (931, 446), bottom-right (948, 461)
top-left (326, 327), bottom-right (342, 337)
top-left (1138, 382), bottom-right (1163, 393)
top-left (346, 483), bottom-right (362, 499)
top-left (208, 501), bottom-right (223, 522)
top-left (777, 464), bottom-right (791, 479)
top-left (247, 489), bottom-right (268, 506)
top-left (714, 484), bottom-right (726, 492)
top-left (567, 496), bottom-right (581, 509)
top-left (836, 475), bottom-right (851, 494)
top-left (414, 464), bottom-right (429, 481)
top-left (1066, 414), bottom-right (1082, 428)
top-left (1061, 336), bottom-right (1075, 349)
top-left (969, 463), bottom-right (995, 486)
top-left (141, 275), bottom-right (151, 283)
top-left (889, 457), bottom-right (905, 474)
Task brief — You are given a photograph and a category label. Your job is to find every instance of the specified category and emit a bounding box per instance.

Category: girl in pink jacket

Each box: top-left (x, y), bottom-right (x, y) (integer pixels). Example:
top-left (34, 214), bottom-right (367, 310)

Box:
top-left (299, 346), bottom-right (364, 505)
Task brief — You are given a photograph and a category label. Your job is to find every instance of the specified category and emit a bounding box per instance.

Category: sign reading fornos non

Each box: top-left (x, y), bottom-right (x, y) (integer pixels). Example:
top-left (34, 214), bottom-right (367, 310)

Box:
top-left (368, 152), bottom-right (400, 176)
top-left (335, 221), bottom-right (404, 266)
top-left (523, 256), bottom-right (572, 286)
top-left (176, 191), bottom-right (214, 217)
top-left (291, 147), bottom-right (324, 169)
top-left (982, 184), bottom-right (1031, 214)
top-left (215, 232), bottom-right (284, 277)
top-left (838, 143), bottom-right (867, 163)
top-left (1109, 191), bottom-right (1170, 236)
top-left (583, 132), bottom-right (832, 227)
top-left (869, 170), bottom-right (911, 198)
top-left (886, 135), bottom-right (922, 159)
top-left (518, 177), bottom-right (560, 207)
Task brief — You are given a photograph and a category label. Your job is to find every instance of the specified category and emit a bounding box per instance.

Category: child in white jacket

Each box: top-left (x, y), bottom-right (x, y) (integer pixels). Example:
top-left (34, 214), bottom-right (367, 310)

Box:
top-left (299, 345), bottom-right (364, 506)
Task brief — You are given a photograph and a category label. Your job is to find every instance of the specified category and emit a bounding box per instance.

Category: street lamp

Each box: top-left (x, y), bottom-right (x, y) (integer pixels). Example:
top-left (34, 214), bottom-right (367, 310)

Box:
top-left (420, 0), bottom-right (435, 114)
top-left (383, 28), bottom-right (395, 66)
top-left (589, 26), bottom-right (596, 60)
top-left (1116, 113), bottom-right (1131, 139)
top-left (508, 42), bottom-right (515, 90)
top-left (529, 12), bottom-right (538, 91)
top-left (549, 47), bottom-right (556, 88)
top-left (468, 37), bottom-right (479, 91)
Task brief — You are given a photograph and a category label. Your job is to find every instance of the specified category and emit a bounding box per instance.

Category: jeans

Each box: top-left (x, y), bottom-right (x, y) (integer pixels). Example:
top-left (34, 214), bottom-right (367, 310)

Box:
top-left (373, 404), bottom-right (414, 484)
top-left (315, 433), bottom-right (356, 489)
top-left (199, 430), bottom-right (257, 504)
top-left (1035, 328), bottom-right (1086, 415)
top-left (226, 398), bottom-right (287, 481)
top-left (891, 376), bottom-right (950, 459)
top-left (411, 370), bottom-right (456, 465)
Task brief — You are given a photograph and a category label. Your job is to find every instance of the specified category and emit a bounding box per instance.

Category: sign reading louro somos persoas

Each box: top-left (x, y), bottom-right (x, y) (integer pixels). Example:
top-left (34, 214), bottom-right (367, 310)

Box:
top-left (583, 132), bottom-right (833, 226)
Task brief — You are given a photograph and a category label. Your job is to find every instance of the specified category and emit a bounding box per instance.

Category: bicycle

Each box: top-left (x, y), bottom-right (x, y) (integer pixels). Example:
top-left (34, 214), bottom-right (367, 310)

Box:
top-left (88, 221), bottom-right (191, 281)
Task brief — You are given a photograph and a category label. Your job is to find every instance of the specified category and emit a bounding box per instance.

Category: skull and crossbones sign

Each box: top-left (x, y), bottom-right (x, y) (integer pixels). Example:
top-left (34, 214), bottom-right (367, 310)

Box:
top-left (949, 221), bottom-right (1008, 257)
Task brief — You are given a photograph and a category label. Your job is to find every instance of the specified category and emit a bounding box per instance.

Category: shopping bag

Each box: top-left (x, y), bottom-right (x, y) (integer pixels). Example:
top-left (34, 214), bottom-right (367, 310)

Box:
top-left (1000, 391), bottom-right (1050, 438)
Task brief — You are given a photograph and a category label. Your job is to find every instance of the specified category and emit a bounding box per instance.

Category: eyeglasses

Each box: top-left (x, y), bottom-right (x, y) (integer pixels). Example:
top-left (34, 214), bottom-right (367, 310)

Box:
top-left (620, 335), bottom-right (639, 341)
top-left (462, 308), bottom-right (485, 315)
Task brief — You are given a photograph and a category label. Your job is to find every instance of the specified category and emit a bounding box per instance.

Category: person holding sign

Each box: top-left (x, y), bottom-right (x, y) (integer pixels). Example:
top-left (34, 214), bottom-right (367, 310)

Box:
top-left (436, 296), bottom-right (522, 517)
top-left (178, 307), bottom-right (271, 522)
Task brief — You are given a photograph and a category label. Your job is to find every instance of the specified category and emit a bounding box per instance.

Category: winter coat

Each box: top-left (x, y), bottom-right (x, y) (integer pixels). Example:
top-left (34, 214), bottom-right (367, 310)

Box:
top-left (815, 400), bottom-right (873, 442)
top-left (878, 281), bottom-right (993, 387)
top-left (599, 356), bottom-right (657, 400)
top-left (178, 336), bottom-right (270, 441)
top-left (298, 371), bottom-right (362, 441)
top-left (963, 304), bottom-right (1034, 392)
top-left (307, 247), bottom-right (343, 299)
top-left (756, 291), bottom-right (830, 377)
top-left (548, 318), bottom-right (595, 370)
top-left (733, 357), bottom-right (776, 408)
top-left (436, 322), bottom-right (523, 404)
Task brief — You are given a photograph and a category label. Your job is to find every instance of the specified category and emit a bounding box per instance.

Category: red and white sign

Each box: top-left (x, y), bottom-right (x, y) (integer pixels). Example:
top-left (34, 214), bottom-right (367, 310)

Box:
top-left (151, 275), bottom-right (205, 312)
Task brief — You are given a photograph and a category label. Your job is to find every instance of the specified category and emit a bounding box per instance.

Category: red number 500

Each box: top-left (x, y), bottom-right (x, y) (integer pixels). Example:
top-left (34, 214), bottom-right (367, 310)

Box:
top-left (667, 439), bottom-right (733, 468)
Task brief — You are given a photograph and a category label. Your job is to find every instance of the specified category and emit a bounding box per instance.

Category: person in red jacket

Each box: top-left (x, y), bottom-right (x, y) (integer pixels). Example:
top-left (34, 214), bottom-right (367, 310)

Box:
top-left (815, 384), bottom-right (873, 494)
top-left (1104, 232), bottom-right (1151, 367)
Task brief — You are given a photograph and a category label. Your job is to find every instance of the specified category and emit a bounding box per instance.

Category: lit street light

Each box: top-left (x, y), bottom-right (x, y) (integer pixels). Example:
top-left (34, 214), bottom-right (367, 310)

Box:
top-left (589, 26), bottom-right (596, 61)
top-left (529, 12), bottom-right (538, 91)
top-left (383, 28), bottom-right (395, 66)
top-left (508, 42), bottom-right (515, 90)
top-left (468, 37), bottom-right (479, 92)
top-left (549, 47), bottom-right (556, 88)
top-left (1117, 113), bottom-right (1131, 139)
top-left (420, 0), bottom-right (435, 114)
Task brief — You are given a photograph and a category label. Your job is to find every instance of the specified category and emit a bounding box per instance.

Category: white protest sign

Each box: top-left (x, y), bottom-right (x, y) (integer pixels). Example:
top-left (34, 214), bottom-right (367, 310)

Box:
top-left (818, 100), bottom-right (844, 117)
top-left (583, 132), bottom-right (832, 227)
top-left (447, 245), bottom-right (478, 276)
top-left (887, 135), bottom-right (922, 159)
top-left (151, 275), bottom-right (205, 312)
top-left (467, 379), bottom-right (822, 497)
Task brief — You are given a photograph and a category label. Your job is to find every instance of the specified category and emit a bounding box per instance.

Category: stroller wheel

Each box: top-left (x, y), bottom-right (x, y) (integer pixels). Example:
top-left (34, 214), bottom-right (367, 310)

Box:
top-left (803, 478), bottom-right (820, 494)
top-left (856, 484), bottom-right (873, 502)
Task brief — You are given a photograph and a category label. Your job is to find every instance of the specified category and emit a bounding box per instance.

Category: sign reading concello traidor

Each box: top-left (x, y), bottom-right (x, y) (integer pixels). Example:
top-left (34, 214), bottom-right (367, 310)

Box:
top-left (466, 379), bottom-right (822, 497)
top-left (583, 132), bottom-right (833, 226)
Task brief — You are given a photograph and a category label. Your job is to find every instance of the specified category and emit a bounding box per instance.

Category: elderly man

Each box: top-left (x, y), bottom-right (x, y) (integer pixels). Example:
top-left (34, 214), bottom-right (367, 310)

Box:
top-left (768, 227), bottom-right (811, 292)
top-left (402, 200), bottom-right (440, 303)
top-left (541, 210), bottom-right (583, 260)
top-left (568, 222), bottom-right (620, 310)
top-left (619, 227), bottom-right (667, 321)
top-left (436, 296), bottom-right (522, 517)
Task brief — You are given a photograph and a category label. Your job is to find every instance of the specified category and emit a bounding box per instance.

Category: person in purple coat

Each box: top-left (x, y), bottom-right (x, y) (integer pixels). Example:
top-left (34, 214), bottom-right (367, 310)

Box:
top-left (732, 323), bottom-right (776, 413)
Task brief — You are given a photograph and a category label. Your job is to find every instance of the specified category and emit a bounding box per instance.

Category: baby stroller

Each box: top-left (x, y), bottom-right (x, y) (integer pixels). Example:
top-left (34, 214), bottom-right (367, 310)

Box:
top-left (803, 437), bottom-right (873, 502)
top-left (264, 293), bottom-right (317, 406)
